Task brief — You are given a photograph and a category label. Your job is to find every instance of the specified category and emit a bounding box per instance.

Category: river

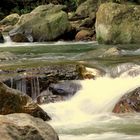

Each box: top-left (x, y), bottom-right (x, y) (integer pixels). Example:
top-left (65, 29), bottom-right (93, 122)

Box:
top-left (0, 39), bottom-right (140, 140)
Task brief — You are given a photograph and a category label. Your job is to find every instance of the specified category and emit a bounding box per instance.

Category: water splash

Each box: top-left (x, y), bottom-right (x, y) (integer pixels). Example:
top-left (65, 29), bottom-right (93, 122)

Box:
top-left (41, 76), bottom-right (140, 126)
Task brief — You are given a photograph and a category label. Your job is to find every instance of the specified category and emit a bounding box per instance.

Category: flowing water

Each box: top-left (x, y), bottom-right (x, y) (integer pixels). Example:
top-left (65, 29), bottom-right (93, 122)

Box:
top-left (1, 38), bottom-right (140, 140)
top-left (41, 76), bottom-right (140, 140)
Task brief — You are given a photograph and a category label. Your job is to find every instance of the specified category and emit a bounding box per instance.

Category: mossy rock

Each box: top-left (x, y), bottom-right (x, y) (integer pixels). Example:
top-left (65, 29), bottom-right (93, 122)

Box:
top-left (96, 2), bottom-right (140, 44)
top-left (9, 4), bottom-right (70, 42)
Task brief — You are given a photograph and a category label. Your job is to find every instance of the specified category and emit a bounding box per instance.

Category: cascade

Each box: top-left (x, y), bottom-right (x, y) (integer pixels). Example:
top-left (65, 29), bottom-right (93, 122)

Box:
top-left (40, 75), bottom-right (140, 140)
top-left (31, 77), bottom-right (40, 100)
top-left (16, 78), bottom-right (26, 94)
top-left (7, 76), bottom-right (41, 98)
top-left (41, 75), bottom-right (140, 126)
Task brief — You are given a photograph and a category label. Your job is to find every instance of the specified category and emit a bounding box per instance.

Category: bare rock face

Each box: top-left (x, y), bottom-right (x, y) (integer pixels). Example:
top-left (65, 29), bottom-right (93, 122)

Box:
top-left (0, 113), bottom-right (59, 140)
top-left (113, 87), bottom-right (140, 113)
top-left (0, 82), bottom-right (50, 121)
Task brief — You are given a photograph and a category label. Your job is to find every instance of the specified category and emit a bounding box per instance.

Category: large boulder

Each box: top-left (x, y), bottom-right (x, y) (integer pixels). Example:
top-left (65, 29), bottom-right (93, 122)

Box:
top-left (96, 3), bottom-right (140, 44)
top-left (0, 13), bottom-right (20, 32)
top-left (113, 87), bottom-right (140, 113)
top-left (9, 4), bottom-right (70, 42)
top-left (0, 82), bottom-right (50, 121)
top-left (0, 113), bottom-right (59, 140)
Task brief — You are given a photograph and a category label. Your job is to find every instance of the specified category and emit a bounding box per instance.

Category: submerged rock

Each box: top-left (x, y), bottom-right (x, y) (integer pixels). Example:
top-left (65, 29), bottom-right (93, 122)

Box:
top-left (101, 47), bottom-right (121, 57)
top-left (0, 82), bottom-right (50, 121)
top-left (9, 4), bottom-right (70, 42)
top-left (0, 113), bottom-right (59, 140)
top-left (76, 64), bottom-right (102, 79)
top-left (113, 87), bottom-right (140, 113)
top-left (96, 3), bottom-right (140, 44)
top-left (0, 52), bottom-right (17, 61)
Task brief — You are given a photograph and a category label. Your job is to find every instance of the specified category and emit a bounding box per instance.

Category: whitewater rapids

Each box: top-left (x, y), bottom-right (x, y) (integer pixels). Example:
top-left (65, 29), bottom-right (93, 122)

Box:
top-left (41, 76), bottom-right (140, 140)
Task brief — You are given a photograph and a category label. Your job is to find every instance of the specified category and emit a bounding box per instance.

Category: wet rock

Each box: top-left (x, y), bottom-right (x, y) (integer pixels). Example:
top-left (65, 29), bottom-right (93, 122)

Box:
top-left (96, 3), bottom-right (140, 44)
top-left (0, 113), bottom-right (59, 140)
top-left (0, 82), bottom-right (50, 121)
top-left (101, 47), bottom-right (121, 57)
top-left (0, 31), bottom-right (4, 43)
top-left (9, 4), bottom-right (70, 42)
top-left (49, 80), bottom-right (81, 96)
top-left (36, 80), bottom-right (81, 104)
top-left (36, 90), bottom-right (65, 104)
top-left (113, 87), bottom-right (140, 113)
top-left (3, 64), bottom-right (80, 100)
top-left (9, 28), bottom-right (31, 42)
top-left (76, 64), bottom-right (102, 79)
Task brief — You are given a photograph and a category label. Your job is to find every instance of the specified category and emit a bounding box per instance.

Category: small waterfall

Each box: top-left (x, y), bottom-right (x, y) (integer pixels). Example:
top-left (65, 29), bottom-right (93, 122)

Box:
top-left (15, 78), bottom-right (26, 94)
top-left (41, 75), bottom-right (140, 127)
top-left (7, 76), bottom-right (41, 99)
top-left (31, 77), bottom-right (40, 100)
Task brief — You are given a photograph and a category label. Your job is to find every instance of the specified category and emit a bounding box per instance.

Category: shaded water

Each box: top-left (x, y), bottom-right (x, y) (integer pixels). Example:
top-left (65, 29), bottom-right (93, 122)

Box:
top-left (1, 40), bottom-right (140, 140)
